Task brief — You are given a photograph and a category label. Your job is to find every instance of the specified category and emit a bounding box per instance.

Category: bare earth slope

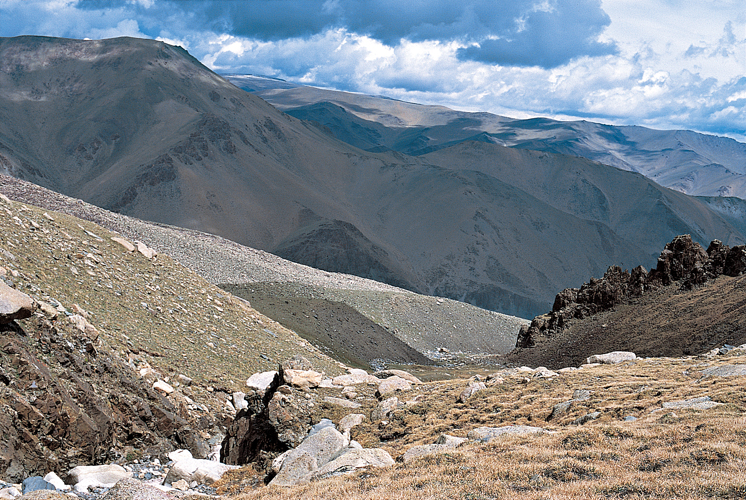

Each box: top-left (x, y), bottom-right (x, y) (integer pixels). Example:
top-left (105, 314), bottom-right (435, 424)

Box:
top-left (0, 174), bottom-right (526, 360)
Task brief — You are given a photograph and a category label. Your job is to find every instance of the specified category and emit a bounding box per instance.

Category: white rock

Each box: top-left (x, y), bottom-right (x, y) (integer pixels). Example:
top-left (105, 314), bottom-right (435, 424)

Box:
top-left (153, 380), bottom-right (175, 395)
top-left (43, 472), bottom-right (69, 491)
top-left (586, 351), bottom-right (636, 365)
top-left (467, 425), bottom-right (547, 443)
top-left (246, 371), bottom-right (278, 392)
top-left (168, 449), bottom-right (193, 462)
top-left (332, 369), bottom-right (379, 386)
top-left (68, 464), bottom-right (131, 492)
top-left (0, 487), bottom-right (21, 499)
top-left (270, 427), bottom-right (348, 487)
top-left (163, 458), bottom-right (238, 485)
top-left (111, 237), bottom-right (135, 252)
top-left (458, 381), bottom-right (486, 403)
top-left (135, 241), bottom-right (157, 259)
top-left (283, 369), bottom-right (323, 389)
top-left (376, 376), bottom-right (412, 398)
top-left (232, 392), bottom-right (248, 411)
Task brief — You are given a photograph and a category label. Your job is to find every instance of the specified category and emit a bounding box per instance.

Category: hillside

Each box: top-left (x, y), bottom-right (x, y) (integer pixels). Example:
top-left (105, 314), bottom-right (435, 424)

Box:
top-left (0, 174), bottom-right (525, 362)
top-left (506, 235), bottom-right (746, 369)
top-left (236, 75), bottom-right (746, 199)
top-left (1, 36), bottom-right (746, 319)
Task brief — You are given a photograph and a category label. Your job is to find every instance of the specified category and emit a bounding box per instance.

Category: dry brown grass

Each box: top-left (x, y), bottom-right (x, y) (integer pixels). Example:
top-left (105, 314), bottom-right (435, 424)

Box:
top-left (228, 353), bottom-right (746, 499)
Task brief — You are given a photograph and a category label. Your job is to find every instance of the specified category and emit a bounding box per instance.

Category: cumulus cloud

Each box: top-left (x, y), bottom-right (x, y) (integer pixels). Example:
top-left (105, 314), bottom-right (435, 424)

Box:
top-left (72, 0), bottom-right (616, 68)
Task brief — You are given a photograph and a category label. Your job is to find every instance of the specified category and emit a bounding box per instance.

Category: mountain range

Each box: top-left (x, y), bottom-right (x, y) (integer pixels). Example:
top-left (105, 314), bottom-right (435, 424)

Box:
top-left (236, 74), bottom-right (746, 199)
top-left (1, 36), bottom-right (746, 318)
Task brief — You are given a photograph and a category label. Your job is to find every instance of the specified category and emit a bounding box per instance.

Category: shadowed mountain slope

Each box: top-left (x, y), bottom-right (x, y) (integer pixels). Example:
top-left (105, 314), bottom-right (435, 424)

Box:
top-left (1, 36), bottom-right (745, 318)
top-left (235, 75), bottom-right (746, 199)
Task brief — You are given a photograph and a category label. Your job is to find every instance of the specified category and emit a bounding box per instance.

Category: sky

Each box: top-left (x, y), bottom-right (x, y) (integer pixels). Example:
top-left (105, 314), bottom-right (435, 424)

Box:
top-left (1, 0), bottom-right (745, 142)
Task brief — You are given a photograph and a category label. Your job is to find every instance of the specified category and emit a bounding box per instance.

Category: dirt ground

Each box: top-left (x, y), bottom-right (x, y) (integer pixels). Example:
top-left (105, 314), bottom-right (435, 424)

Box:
top-left (224, 283), bottom-right (433, 370)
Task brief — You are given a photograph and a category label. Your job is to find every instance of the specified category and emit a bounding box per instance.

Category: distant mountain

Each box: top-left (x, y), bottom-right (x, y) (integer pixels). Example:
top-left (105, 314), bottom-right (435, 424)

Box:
top-left (231, 75), bottom-right (746, 199)
top-left (0, 36), bottom-right (745, 319)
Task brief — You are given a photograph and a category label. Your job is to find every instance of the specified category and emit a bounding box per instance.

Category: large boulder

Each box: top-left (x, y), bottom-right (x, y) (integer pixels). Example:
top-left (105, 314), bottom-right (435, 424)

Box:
top-left (0, 281), bottom-right (34, 323)
top-left (375, 377), bottom-right (411, 399)
top-left (309, 448), bottom-right (394, 481)
top-left (269, 427), bottom-right (348, 487)
top-left (67, 465), bottom-right (131, 493)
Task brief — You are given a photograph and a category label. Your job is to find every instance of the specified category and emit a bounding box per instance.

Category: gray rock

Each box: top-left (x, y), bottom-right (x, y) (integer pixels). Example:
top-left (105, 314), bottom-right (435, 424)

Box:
top-left (458, 381), bottom-right (486, 403)
top-left (571, 412), bottom-right (602, 425)
top-left (338, 414), bottom-right (366, 434)
top-left (661, 396), bottom-right (721, 410)
top-left (585, 351), bottom-right (636, 364)
top-left (163, 458), bottom-right (238, 485)
top-left (308, 418), bottom-right (336, 437)
top-left (547, 400), bottom-right (573, 421)
top-left (100, 478), bottom-right (175, 500)
top-left (309, 448), bottom-right (394, 481)
top-left (270, 427), bottom-right (348, 487)
top-left (467, 425), bottom-right (546, 442)
top-left (371, 397), bottom-right (399, 421)
top-left (435, 434), bottom-right (467, 447)
top-left (572, 389), bottom-right (591, 401)
top-left (323, 396), bottom-right (361, 409)
top-left (701, 364), bottom-right (746, 377)
top-left (21, 477), bottom-right (55, 494)
top-left (376, 376), bottom-right (412, 398)
top-left (0, 281), bottom-right (34, 324)
top-left (623, 416), bottom-right (638, 422)
top-left (402, 444), bottom-right (454, 463)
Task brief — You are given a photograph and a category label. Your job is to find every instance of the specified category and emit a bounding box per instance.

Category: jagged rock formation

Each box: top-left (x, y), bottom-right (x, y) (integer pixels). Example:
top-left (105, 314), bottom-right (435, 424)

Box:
top-left (516, 235), bottom-right (746, 350)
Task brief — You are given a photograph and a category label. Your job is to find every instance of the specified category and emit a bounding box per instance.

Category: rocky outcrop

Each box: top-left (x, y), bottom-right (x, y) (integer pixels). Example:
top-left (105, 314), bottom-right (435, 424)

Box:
top-left (516, 235), bottom-right (746, 349)
top-left (0, 316), bottom-right (212, 482)
top-left (0, 282), bottom-right (34, 324)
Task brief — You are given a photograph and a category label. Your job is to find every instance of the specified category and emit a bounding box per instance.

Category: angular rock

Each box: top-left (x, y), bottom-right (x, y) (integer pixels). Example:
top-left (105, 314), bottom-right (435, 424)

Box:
top-left (332, 369), bottom-right (379, 386)
top-left (245, 371), bottom-right (279, 393)
top-left (110, 237), bottom-right (135, 253)
top-left (571, 412), bottom-right (601, 425)
top-left (402, 444), bottom-right (455, 463)
top-left (458, 381), bottom-right (486, 403)
top-left (280, 355), bottom-right (315, 372)
top-left (435, 434), bottom-right (468, 447)
top-left (702, 364), bottom-right (746, 377)
top-left (309, 448), bottom-right (394, 481)
top-left (338, 414), bottom-right (366, 435)
top-left (375, 376), bottom-right (411, 399)
top-left (153, 380), bottom-right (175, 395)
top-left (0, 281), bottom-right (34, 323)
top-left (0, 487), bottom-right (21, 499)
top-left (67, 464), bottom-right (131, 493)
top-left (572, 389), bottom-right (591, 401)
top-left (586, 351), bottom-right (636, 364)
top-left (267, 388), bottom-right (315, 448)
top-left (724, 246), bottom-right (746, 277)
top-left (270, 427), bottom-right (348, 487)
top-left (283, 369), bottom-right (323, 390)
top-left (41, 473), bottom-right (67, 491)
top-left (68, 314), bottom-right (99, 340)
top-left (323, 396), bottom-right (361, 409)
top-left (533, 367), bottom-right (559, 378)
top-left (21, 477), bottom-right (55, 494)
top-left (371, 397), bottom-right (399, 421)
top-left (467, 425), bottom-right (546, 442)
top-left (233, 392), bottom-right (248, 411)
top-left (100, 478), bottom-right (174, 500)
top-left (547, 400), bottom-right (574, 421)
top-left (135, 241), bottom-right (157, 259)
top-left (163, 457), bottom-right (238, 485)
